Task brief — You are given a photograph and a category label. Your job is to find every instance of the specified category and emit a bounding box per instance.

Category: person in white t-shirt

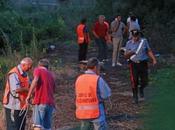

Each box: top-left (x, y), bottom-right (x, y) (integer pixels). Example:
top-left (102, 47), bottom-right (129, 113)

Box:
top-left (127, 13), bottom-right (140, 39)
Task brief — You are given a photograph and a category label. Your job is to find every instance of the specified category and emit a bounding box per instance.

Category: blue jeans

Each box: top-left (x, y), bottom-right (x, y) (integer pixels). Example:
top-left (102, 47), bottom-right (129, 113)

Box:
top-left (32, 104), bottom-right (54, 129)
top-left (95, 38), bottom-right (108, 61)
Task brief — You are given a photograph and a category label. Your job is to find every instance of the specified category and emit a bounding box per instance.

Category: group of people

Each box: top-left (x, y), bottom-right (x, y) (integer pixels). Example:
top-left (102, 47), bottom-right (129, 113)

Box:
top-left (2, 57), bottom-right (111, 130)
top-left (75, 13), bottom-right (157, 129)
top-left (76, 12), bottom-right (141, 66)
top-left (3, 58), bottom-right (56, 130)
top-left (2, 13), bottom-right (157, 130)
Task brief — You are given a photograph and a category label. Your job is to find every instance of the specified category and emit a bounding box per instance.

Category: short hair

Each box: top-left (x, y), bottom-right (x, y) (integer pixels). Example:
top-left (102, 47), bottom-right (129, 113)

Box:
top-left (38, 59), bottom-right (50, 68)
top-left (131, 15), bottom-right (136, 21)
top-left (131, 29), bottom-right (140, 37)
top-left (20, 57), bottom-right (33, 65)
top-left (98, 15), bottom-right (105, 20)
top-left (81, 18), bottom-right (87, 24)
top-left (87, 57), bottom-right (100, 69)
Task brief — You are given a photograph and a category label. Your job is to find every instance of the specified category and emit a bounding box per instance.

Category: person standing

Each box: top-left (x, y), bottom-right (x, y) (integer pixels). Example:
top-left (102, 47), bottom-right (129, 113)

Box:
top-left (124, 30), bottom-right (157, 104)
top-left (26, 59), bottom-right (56, 130)
top-left (111, 15), bottom-right (126, 67)
top-left (92, 15), bottom-right (109, 61)
top-left (127, 13), bottom-right (140, 39)
top-left (75, 57), bottom-right (111, 130)
top-left (127, 12), bottom-right (139, 27)
top-left (76, 18), bottom-right (91, 61)
top-left (3, 57), bottom-right (33, 130)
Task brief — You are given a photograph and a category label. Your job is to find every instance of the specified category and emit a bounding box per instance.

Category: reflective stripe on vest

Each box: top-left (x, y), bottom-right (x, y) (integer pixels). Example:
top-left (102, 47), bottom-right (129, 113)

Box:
top-left (3, 67), bottom-right (29, 109)
top-left (77, 105), bottom-right (99, 110)
top-left (76, 24), bottom-right (85, 44)
top-left (75, 74), bottom-right (99, 119)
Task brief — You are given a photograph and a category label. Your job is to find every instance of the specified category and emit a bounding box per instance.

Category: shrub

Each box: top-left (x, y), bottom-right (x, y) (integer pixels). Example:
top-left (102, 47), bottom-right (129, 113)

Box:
top-left (0, 9), bottom-right (67, 50)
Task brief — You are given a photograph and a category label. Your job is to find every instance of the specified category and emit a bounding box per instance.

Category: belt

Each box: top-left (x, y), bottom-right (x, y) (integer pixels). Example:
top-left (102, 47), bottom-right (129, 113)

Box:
top-left (130, 60), bottom-right (147, 64)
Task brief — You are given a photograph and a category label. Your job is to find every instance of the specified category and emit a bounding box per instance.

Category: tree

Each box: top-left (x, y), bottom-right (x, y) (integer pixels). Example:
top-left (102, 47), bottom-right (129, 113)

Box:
top-left (0, 0), bottom-right (9, 10)
top-left (95, 0), bottom-right (113, 18)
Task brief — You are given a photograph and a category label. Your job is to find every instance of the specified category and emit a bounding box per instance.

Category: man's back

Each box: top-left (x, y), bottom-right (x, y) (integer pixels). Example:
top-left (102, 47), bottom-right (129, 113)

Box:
top-left (33, 67), bottom-right (55, 106)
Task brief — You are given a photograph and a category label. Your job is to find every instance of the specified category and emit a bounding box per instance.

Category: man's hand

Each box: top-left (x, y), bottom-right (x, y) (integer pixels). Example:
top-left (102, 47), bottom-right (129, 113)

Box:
top-left (124, 51), bottom-right (135, 59)
top-left (152, 59), bottom-right (157, 66)
top-left (25, 96), bottom-right (30, 106)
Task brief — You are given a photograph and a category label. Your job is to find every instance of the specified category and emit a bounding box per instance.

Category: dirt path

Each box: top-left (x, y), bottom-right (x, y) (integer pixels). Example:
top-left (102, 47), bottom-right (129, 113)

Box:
top-left (44, 41), bottom-right (145, 130)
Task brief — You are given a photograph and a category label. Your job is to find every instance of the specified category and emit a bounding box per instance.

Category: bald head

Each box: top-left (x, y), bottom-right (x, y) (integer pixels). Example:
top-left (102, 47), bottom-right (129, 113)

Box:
top-left (20, 57), bottom-right (33, 72)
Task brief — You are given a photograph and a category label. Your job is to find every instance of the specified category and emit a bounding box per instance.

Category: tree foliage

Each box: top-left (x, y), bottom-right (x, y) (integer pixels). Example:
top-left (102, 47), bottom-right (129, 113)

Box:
top-left (95, 0), bottom-right (113, 17)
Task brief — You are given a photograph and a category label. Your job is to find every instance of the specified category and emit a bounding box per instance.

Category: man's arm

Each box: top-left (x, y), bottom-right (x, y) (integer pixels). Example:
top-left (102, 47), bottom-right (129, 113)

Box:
top-left (124, 41), bottom-right (136, 59)
top-left (124, 51), bottom-right (135, 59)
top-left (83, 26), bottom-right (90, 43)
top-left (16, 87), bottom-right (29, 93)
top-left (98, 77), bottom-right (111, 100)
top-left (92, 30), bottom-right (99, 39)
top-left (148, 49), bottom-right (157, 65)
top-left (9, 73), bottom-right (29, 96)
top-left (123, 23), bottom-right (128, 35)
top-left (26, 76), bottom-right (39, 104)
top-left (92, 23), bottom-right (99, 39)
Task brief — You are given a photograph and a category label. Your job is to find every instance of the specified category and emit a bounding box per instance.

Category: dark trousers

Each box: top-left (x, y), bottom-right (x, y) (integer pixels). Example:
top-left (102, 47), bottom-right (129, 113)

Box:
top-left (5, 107), bottom-right (26, 130)
top-left (95, 38), bottom-right (108, 61)
top-left (78, 42), bottom-right (88, 61)
top-left (129, 60), bottom-right (148, 101)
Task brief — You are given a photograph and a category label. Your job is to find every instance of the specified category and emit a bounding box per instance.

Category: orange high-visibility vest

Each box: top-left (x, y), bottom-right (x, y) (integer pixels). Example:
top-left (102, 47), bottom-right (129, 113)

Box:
top-left (75, 74), bottom-right (100, 119)
top-left (76, 24), bottom-right (90, 44)
top-left (3, 67), bottom-right (29, 108)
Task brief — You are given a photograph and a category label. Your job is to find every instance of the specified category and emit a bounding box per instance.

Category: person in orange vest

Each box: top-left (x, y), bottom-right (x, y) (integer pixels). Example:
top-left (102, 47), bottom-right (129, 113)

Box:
top-left (75, 57), bottom-right (111, 130)
top-left (76, 18), bottom-right (90, 62)
top-left (2, 57), bottom-right (33, 130)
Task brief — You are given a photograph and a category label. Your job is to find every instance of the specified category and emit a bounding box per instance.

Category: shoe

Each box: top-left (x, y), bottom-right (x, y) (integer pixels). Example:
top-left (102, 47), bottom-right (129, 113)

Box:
top-left (102, 59), bottom-right (109, 62)
top-left (132, 97), bottom-right (138, 104)
top-left (112, 63), bottom-right (115, 67)
top-left (116, 62), bottom-right (122, 66)
top-left (139, 97), bottom-right (145, 102)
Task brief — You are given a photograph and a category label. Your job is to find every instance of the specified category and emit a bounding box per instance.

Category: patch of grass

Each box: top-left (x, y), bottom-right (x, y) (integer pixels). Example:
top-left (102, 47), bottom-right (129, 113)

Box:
top-left (144, 65), bottom-right (175, 130)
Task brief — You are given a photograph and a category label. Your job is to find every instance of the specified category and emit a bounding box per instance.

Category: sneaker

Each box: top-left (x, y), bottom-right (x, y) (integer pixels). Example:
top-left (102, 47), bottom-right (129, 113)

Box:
top-left (116, 62), bottom-right (122, 66)
top-left (102, 59), bottom-right (109, 62)
top-left (112, 63), bottom-right (115, 67)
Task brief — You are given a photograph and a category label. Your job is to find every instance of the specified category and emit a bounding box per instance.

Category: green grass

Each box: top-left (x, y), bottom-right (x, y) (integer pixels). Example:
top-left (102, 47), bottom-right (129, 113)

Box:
top-left (144, 66), bottom-right (175, 130)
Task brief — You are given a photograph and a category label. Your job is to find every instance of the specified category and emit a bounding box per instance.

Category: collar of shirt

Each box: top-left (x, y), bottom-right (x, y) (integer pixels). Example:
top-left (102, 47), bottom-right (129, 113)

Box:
top-left (85, 70), bottom-right (97, 75)
top-left (131, 39), bottom-right (141, 44)
top-left (17, 65), bottom-right (24, 75)
top-left (17, 65), bottom-right (27, 77)
top-left (38, 66), bottom-right (47, 70)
